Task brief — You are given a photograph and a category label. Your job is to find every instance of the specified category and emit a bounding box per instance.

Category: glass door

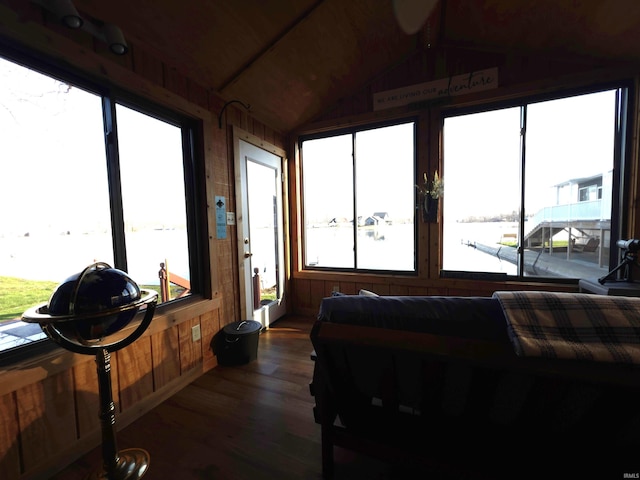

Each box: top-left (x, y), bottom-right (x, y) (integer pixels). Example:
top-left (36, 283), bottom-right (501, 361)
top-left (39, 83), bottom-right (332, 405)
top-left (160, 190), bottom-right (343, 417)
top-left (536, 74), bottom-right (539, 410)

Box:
top-left (234, 132), bottom-right (286, 328)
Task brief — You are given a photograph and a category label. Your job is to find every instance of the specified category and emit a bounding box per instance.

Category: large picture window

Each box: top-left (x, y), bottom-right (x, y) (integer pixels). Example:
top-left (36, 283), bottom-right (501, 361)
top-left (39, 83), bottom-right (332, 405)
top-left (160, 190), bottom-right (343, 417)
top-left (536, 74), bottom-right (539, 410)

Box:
top-left (0, 53), bottom-right (204, 356)
top-left (301, 121), bottom-right (416, 272)
top-left (442, 87), bottom-right (628, 280)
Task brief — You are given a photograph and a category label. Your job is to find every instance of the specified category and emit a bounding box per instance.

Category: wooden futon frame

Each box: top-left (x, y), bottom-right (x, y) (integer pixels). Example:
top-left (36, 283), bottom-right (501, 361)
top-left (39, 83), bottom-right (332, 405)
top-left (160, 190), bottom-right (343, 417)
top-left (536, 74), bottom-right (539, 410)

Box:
top-left (310, 320), bottom-right (640, 479)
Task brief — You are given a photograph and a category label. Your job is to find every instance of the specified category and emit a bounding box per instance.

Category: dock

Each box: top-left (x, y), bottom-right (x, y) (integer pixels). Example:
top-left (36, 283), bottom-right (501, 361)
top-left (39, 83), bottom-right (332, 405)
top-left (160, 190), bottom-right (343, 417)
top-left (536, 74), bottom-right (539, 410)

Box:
top-left (473, 242), bottom-right (609, 278)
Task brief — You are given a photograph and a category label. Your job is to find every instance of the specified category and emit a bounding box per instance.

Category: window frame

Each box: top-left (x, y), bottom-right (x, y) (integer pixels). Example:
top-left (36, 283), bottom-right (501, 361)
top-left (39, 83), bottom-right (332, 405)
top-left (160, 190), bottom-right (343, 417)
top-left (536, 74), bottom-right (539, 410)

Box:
top-left (299, 117), bottom-right (419, 275)
top-left (439, 80), bottom-right (634, 282)
top-left (0, 44), bottom-right (209, 362)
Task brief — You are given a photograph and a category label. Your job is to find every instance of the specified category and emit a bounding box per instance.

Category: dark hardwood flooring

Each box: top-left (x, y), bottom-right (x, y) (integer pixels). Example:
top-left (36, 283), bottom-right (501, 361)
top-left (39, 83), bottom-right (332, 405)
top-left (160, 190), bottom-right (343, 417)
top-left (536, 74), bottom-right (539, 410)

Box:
top-left (52, 316), bottom-right (408, 480)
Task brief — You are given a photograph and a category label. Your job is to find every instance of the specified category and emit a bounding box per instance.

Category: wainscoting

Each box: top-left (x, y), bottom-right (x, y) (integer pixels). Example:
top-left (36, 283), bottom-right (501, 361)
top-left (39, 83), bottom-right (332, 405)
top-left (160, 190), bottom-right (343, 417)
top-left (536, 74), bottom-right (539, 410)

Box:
top-left (51, 316), bottom-right (438, 480)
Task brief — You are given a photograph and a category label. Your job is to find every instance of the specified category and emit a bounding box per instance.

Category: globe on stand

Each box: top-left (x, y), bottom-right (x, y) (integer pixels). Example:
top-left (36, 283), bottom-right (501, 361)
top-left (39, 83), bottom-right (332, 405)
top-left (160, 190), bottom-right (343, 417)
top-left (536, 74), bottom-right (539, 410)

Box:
top-left (22, 262), bottom-right (158, 480)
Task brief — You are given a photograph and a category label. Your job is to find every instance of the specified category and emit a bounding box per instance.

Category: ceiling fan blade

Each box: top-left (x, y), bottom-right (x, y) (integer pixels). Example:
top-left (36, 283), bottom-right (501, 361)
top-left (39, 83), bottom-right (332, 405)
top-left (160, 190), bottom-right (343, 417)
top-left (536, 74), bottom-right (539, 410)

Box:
top-left (393, 0), bottom-right (438, 35)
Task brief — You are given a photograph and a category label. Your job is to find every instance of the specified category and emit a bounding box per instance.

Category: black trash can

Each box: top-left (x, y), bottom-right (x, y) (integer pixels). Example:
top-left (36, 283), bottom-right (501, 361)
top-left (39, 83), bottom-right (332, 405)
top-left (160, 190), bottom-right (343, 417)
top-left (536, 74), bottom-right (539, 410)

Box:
top-left (217, 320), bottom-right (262, 366)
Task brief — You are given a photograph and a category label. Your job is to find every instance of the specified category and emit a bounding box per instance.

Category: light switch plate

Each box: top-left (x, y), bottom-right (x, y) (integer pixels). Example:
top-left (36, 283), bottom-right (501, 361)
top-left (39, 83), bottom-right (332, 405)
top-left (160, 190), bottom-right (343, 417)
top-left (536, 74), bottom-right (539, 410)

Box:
top-left (226, 212), bottom-right (236, 225)
top-left (191, 324), bottom-right (201, 342)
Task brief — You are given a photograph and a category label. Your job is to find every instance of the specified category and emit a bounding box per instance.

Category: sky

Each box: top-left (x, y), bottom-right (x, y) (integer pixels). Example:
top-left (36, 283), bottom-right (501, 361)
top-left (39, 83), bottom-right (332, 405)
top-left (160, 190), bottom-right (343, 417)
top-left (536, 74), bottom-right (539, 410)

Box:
top-left (302, 122), bottom-right (415, 224)
top-left (443, 89), bottom-right (617, 220)
top-left (0, 56), bottom-right (187, 236)
top-left (301, 88), bottom-right (616, 226)
top-left (0, 56), bottom-right (190, 283)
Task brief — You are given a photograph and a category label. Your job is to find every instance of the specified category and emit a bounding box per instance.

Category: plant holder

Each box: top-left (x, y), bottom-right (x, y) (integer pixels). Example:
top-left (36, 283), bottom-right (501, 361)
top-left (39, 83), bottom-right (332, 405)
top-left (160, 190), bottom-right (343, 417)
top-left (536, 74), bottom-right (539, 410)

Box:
top-left (422, 195), bottom-right (439, 223)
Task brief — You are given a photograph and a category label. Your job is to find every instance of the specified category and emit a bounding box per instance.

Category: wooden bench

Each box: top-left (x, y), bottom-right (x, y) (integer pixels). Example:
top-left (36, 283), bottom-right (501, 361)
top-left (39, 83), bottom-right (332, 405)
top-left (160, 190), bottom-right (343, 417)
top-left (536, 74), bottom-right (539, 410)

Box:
top-left (310, 318), bottom-right (640, 479)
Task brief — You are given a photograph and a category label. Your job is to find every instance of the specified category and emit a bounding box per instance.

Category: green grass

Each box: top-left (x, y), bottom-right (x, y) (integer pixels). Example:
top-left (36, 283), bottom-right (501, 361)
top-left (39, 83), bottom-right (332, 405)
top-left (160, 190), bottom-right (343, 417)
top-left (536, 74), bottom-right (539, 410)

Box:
top-left (498, 240), bottom-right (571, 248)
top-left (0, 276), bottom-right (59, 322)
top-left (0, 277), bottom-right (190, 324)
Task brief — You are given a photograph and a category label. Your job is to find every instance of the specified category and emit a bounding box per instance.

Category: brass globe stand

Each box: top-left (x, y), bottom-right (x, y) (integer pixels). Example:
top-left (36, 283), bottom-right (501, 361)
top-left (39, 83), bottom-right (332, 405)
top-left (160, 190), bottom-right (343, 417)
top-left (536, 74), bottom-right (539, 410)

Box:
top-left (85, 348), bottom-right (150, 480)
top-left (23, 263), bottom-right (158, 480)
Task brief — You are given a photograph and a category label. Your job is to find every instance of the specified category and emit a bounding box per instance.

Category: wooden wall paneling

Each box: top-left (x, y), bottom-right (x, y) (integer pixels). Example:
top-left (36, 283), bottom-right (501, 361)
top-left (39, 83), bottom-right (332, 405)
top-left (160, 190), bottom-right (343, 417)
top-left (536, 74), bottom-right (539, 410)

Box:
top-left (73, 355), bottom-right (121, 439)
top-left (308, 279), bottom-right (326, 312)
top-left (263, 124), bottom-right (276, 146)
top-left (151, 326), bottom-right (181, 391)
top-left (0, 391), bottom-right (20, 479)
top-left (338, 281), bottom-right (357, 295)
top-left (388, 284), bottom-right (410, 295)
top-left (200, 309), bottom-right (221, 372)
top-left (425, 285), bottom-right (448, 296)
top-left (292, 277), bottom-right (310, 313)
top-left (187, 78), bottom-right (210, 111)
top-left (16, 370), bottom-right (76, 473)
top-left (428, 107), bottom-right (441, 280)
top-left (251, 117), bottom-right (265, 140)
top-left (178, 317), bottom-right (203, 374)
top-left (355, 282), bottom-right (378, 294)
top-left (116, 337), bottom-right (154, 411)
top-left (368, 282), bottom-right (391, 295)
top-left (406, 285), bottom-right (428, 295)
top-left (162, 65), bottom-right (189, 99)
top-left (131, 45), bottom-right (165, 86)
top-left (322, 280), bottom-right (335, 297)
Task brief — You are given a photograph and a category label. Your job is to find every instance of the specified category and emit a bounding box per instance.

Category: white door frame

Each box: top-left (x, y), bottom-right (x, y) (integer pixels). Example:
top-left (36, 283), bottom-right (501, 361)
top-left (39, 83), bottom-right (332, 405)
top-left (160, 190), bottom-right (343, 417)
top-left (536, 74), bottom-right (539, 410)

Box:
top-left (233, 127), bottom-right (287, 327)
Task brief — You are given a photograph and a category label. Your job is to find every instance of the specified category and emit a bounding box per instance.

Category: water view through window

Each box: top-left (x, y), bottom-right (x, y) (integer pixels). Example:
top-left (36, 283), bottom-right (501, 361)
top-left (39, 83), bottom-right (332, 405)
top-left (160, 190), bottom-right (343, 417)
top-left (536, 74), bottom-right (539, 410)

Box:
top-left (302, 122), bottom-right (415, 271)
top-left (0, 57), bottom-right (112, 345)
top-left (443, 89), bottom-right (619, 279)
top-left (0, 56), bottom-right (195, 354)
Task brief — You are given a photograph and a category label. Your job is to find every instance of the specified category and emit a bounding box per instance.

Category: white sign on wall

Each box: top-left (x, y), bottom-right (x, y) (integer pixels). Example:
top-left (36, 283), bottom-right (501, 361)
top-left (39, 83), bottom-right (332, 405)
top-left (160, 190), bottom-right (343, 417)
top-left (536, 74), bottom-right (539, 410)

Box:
top-left (373, 67), bottom-right (499, 111)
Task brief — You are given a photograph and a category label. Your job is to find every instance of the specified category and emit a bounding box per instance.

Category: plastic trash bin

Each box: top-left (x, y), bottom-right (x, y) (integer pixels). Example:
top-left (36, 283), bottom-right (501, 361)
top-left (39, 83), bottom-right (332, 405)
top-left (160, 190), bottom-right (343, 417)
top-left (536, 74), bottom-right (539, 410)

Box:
top-left (217, 320), bottom-right (262, 366)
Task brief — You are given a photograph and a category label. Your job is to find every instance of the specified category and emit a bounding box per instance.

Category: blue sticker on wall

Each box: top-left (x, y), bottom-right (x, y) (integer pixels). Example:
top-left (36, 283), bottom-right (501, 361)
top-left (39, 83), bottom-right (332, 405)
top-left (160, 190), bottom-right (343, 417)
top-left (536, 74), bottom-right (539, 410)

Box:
top-left (215, 195), bottom-right (227, 239)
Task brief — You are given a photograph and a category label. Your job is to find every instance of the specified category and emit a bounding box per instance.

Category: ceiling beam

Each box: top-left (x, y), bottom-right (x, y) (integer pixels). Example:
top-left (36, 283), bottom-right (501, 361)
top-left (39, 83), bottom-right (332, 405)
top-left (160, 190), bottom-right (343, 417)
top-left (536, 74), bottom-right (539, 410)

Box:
top-left (218, 0), bottom-right (325, 93)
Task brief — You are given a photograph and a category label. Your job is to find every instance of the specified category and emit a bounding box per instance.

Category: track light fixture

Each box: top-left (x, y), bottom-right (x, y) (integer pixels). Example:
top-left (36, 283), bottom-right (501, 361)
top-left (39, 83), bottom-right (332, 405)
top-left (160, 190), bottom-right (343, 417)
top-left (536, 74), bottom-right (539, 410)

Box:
top-left (103, 23), bottom-right (128, 55)
top-left (51, 0), bottom-right (83, 29)
top-left (31, 0), bottom-right (128, 55)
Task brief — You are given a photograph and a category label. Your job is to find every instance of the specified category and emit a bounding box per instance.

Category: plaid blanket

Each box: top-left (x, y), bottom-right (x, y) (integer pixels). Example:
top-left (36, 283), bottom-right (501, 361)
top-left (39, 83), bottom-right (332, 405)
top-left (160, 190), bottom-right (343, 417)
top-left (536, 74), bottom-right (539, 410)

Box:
top-left (493, 291), bottom-right (640, 364)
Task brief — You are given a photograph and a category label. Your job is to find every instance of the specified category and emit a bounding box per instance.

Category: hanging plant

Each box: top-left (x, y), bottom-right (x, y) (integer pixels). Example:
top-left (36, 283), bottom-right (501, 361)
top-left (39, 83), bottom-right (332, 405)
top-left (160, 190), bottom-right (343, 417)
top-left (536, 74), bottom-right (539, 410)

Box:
top-left (415, 171), bottom-right (443, 222)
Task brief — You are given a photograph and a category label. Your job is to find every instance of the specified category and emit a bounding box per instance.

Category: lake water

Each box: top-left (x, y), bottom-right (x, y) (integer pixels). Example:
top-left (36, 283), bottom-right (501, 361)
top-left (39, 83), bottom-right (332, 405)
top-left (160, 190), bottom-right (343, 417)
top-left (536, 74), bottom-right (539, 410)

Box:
top-left (304, 222), bottom-right (517, 273)
top-left (443, 221), bottom-right (519, 274)
top-left (305, 224), bottom-right (416, 271)
top-left (1, 222), bottom-right (548, 285)
top-left (0, 229), bottom-right (190, 285)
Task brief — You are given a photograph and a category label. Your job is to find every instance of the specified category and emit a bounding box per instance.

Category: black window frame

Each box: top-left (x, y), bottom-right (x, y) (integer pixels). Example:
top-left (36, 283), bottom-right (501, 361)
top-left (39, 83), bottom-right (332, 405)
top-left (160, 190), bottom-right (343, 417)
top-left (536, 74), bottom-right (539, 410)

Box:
top-left (0, 43), bottom-right (209, 363)
top-left (439, 80), bottom-right (634, 282)
top-left (299, 117), bottom-right (419, 275)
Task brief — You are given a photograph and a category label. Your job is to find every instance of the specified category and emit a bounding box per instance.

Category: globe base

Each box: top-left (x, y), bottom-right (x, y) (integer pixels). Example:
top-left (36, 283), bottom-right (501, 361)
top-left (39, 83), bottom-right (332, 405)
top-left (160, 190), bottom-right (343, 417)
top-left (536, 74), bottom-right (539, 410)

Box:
top-left (86, 448), bottom-right (150, 480)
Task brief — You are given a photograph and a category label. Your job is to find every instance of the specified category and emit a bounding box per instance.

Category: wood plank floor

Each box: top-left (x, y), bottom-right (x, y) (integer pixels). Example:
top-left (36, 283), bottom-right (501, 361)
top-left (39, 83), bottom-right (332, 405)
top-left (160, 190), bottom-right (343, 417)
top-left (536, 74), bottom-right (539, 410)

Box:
top-left (52, 316), bottom-right (408, 480)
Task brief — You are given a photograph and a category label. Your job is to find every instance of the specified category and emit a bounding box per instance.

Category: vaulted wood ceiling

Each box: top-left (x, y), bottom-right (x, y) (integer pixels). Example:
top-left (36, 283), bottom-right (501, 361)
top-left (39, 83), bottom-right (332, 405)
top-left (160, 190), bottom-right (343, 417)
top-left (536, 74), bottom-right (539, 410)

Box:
top-left (70, 0), bottom-right (640, 133)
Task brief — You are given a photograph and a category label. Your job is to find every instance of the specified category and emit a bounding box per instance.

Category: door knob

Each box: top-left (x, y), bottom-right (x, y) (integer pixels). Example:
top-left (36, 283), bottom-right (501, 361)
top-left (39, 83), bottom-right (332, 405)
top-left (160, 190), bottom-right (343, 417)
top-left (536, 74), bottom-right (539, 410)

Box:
top-left (244, 252), bottom-right (253, 258)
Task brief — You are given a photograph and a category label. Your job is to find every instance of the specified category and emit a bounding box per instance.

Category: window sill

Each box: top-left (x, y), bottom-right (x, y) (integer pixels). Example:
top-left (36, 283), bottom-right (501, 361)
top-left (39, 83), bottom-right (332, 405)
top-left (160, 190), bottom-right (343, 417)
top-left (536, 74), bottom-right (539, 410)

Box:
top-left (0, 294), bottom-right (221, 397)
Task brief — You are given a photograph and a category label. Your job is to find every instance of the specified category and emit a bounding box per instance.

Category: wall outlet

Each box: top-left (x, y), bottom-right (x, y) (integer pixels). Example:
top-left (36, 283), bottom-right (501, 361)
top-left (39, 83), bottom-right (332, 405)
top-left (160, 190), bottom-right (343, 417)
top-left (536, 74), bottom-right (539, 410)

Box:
top-left (191, 324), bottom-right (201, 342)
top-left (332, 285), bottom-right (339, 293)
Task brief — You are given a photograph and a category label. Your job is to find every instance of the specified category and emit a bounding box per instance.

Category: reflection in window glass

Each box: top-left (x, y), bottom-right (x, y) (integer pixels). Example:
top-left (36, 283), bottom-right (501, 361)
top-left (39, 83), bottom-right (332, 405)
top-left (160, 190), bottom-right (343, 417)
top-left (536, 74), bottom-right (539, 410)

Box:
top-left (116, 104), bottom-right (191, 301)
top-left (0, 58), bottom-right (112, 335)
top-left (302, 122), bottom-right (415, 271)
top-left (443, 90), bottom-right (618, 279)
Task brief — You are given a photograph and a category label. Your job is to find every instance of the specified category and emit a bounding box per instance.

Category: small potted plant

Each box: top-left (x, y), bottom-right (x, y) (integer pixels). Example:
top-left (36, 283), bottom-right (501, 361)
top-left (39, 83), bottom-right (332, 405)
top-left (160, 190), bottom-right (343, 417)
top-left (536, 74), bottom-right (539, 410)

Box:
top-left (416, 171), bottom-right (443, 222)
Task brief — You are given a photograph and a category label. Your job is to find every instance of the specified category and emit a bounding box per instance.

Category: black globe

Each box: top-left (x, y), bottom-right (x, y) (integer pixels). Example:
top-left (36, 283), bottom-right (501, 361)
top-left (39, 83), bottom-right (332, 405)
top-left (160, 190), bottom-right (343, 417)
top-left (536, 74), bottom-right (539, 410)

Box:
top-left (47, 263), bottom-right (143, 341)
